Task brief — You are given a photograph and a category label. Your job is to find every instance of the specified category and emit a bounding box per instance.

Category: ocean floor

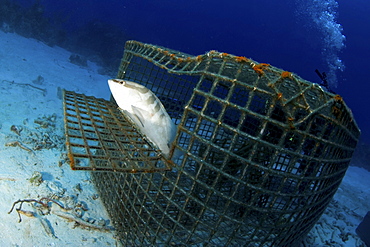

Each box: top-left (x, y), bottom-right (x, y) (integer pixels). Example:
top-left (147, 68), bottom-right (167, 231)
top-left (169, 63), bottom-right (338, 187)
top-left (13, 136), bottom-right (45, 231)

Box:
top-left (0, 30), bottom-right (369, 246)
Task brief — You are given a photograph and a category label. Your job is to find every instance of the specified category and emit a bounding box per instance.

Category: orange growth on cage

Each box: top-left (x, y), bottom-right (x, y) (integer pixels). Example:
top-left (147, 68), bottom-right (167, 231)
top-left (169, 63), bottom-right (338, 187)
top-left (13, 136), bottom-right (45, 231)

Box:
top-left (235, 56), bottom-right (249, 63)
top-left (281, 71), bottom-right (293, 79)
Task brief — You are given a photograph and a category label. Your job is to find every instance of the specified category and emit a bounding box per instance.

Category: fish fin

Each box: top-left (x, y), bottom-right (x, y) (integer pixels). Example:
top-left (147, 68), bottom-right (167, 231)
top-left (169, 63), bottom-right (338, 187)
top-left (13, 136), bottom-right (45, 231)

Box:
top-left (119, 108), bottom-right (145, 128)
top-left (131, 105), bottom-right (152, 127)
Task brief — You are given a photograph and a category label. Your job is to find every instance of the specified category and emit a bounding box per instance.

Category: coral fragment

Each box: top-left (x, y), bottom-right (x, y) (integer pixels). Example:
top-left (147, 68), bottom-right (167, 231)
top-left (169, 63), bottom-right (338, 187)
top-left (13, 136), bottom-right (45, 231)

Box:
top-left (253, 63), bottom-right (270, 76)
top-left (235, 56), bottom-right (249, 63)
top-left (333, 95), bottom-right (343, 102)
top-left (196, 55), bottom-right (203, 62)
top-left (277, 93), bottom-right (283, 100)
top-left (281, 71), bottom-right (293, 79)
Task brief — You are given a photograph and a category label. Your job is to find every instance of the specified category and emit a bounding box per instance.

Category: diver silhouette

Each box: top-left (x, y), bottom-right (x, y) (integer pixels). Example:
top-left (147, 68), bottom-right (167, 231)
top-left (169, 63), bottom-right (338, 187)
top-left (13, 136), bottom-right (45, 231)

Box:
top-left (315, 69), bottom-right (335, 93)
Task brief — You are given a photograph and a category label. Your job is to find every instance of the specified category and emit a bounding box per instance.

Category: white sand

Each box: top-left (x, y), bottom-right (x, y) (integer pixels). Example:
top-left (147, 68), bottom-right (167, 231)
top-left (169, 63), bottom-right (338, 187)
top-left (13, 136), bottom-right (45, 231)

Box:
top-left (0, 30), bottom-right (368, 246)
top-left (0, 30), bottom-right (116, 246)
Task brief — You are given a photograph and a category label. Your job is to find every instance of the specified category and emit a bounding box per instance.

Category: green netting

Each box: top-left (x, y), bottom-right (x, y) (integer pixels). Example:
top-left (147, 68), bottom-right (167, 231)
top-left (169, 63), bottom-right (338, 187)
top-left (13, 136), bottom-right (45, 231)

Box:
top-left (64, 40), bottom-right (360, 246)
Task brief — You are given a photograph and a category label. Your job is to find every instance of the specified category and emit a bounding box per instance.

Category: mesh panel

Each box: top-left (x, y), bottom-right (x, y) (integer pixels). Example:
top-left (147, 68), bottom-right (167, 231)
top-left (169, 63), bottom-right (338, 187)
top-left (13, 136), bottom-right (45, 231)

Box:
top-left (63, 90), bottom-right (173, 172)
top-left (64, 40), bottom-right (360, 246)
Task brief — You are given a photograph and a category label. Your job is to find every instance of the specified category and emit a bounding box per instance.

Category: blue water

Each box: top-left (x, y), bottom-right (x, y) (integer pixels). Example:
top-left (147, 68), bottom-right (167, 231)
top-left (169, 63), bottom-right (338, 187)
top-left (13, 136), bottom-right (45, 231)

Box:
top-left (9, 0), bottom-right (370, 144)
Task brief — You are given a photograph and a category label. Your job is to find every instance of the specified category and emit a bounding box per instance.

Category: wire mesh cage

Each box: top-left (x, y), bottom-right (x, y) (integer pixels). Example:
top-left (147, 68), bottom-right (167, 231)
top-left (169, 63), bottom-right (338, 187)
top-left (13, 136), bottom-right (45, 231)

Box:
top-left (63, 40), bottom-right (360, 246)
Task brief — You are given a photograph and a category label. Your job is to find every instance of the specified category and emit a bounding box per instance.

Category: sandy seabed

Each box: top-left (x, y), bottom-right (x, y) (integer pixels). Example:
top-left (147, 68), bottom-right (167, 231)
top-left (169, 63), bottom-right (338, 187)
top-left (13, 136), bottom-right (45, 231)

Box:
top-left (0, 30), bottom-right (368, 246)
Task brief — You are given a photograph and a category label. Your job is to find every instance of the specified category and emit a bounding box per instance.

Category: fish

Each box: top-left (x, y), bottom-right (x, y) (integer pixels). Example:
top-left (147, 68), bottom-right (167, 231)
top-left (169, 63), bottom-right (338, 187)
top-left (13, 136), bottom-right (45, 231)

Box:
top-left (107, 79), bottom-right (177, 157)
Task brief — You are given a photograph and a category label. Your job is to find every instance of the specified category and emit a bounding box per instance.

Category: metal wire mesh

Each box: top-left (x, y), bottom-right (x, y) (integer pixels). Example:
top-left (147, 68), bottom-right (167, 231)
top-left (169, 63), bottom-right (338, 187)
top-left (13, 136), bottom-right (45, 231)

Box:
top-left (63, 90), bottom-right (173, 172)
top-left (64, 40), bottom-right (360, 246)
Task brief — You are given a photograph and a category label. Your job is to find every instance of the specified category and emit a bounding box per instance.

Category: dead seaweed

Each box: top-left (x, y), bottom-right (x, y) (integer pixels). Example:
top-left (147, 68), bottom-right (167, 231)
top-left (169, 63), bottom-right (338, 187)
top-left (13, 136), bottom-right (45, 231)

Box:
top-left (5, 141), bottom-right (33, 153)
top-left (8, 196), bottom-right (114, 233)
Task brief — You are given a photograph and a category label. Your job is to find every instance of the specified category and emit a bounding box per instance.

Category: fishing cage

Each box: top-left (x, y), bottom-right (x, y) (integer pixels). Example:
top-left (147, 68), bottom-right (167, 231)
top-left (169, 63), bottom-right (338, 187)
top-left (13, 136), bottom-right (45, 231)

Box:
top-left (63, 40), bottom-right (360, 246)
